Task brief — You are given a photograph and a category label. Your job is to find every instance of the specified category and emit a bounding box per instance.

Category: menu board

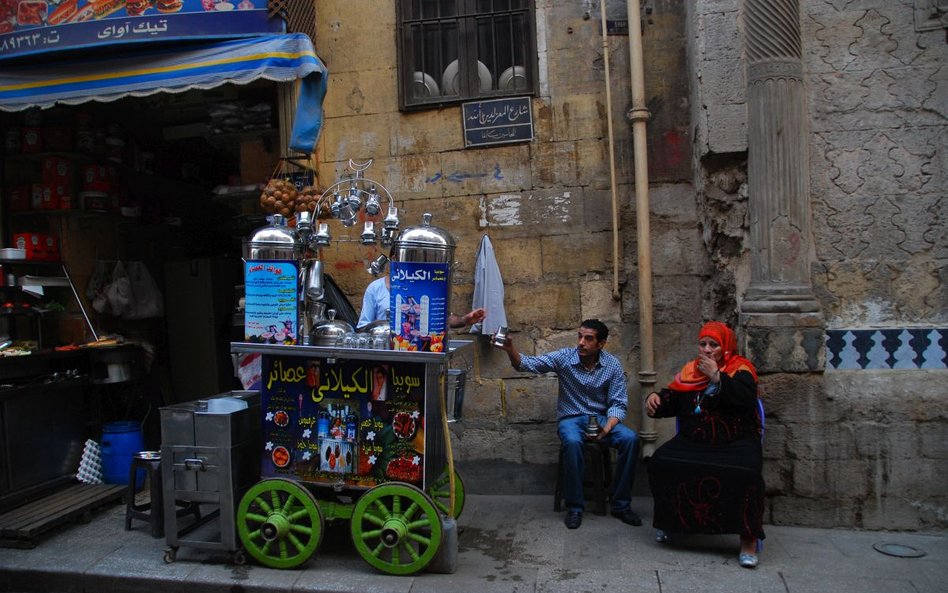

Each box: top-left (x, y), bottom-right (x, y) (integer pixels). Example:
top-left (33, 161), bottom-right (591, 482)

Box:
top-left (0, 0), bottom-right (283, 60)
top-left (389, 261), bottom-right (450, 352)
top-left (244, 259), bottom-right (298, 345)
top-left (259, 355), bottom-right (427, 490)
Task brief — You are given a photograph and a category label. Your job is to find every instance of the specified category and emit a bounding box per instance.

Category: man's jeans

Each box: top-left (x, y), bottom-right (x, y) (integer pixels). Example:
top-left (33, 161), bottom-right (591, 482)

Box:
top-left (557, 414), bottom-right (639, 513)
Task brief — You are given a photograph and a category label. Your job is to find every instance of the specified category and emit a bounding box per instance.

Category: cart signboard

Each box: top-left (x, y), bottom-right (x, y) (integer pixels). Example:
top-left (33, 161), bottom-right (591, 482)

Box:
top-left (389, 260), bottom-right (450, 352)
top-left (259, 354), bottom-right (426, 489)
top-left (243, 259), bottom-right (298, 345)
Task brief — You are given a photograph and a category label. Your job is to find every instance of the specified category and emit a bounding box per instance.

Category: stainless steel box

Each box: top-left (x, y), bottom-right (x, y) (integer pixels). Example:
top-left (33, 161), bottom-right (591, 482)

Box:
top-left (160, 390), bottom-right (261, 556)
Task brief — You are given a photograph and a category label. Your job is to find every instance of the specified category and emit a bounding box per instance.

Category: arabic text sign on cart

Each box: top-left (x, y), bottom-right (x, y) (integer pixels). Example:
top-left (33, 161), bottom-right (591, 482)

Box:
top-left (462, 96), bottom-right (533, 148)
top-left (260, 354), bottom-right (428, 490)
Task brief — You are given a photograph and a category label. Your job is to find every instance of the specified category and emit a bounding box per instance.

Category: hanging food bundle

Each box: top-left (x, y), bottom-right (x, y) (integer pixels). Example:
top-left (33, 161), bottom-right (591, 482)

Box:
top-left (259, 178), bottom-right (298, 217)
top-left (297, 185), bottom-right (331, 218)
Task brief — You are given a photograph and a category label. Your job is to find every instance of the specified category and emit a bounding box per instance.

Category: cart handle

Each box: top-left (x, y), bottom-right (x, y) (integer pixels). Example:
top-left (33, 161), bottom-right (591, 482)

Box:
top-left (184, 458), bottom-right (207, 471)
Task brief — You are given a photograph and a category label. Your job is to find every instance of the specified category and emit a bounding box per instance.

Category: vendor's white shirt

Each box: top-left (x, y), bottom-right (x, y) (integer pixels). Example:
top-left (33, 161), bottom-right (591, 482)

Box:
top-left (357, 277), bottom-right (389, 329)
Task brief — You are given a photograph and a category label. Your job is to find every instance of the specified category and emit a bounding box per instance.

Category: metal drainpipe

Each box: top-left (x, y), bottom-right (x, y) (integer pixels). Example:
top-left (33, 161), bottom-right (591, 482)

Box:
top-left (599, 0), bottom-right (621, 302)
top-left (626, 0), bottom-right (657, 457)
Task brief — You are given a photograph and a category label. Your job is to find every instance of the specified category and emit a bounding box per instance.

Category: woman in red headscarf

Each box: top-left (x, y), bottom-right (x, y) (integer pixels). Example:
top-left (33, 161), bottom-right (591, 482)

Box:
top-left (645, 321), bottom-right (765, 568)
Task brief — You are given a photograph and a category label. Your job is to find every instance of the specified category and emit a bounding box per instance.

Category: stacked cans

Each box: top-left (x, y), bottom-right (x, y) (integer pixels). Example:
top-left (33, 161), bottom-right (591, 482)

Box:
top-left (76, 439), bottom-right (104, 484)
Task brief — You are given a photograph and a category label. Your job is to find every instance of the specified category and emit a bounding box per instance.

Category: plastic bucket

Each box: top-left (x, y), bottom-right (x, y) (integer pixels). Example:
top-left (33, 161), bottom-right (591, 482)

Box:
top-left (100, 421), bottom-right (144, 485)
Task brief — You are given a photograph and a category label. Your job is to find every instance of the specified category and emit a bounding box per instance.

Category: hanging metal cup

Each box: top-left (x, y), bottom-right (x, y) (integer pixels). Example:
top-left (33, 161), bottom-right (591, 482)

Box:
top-left (368, 253), bottom-right (389, 276)
top-left (360, 221), bottom-right (377, 245)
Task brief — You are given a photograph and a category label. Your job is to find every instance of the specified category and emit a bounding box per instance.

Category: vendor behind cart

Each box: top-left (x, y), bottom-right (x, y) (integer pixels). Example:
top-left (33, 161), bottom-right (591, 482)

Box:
top-left (357, 274), bottom-right (485, 330)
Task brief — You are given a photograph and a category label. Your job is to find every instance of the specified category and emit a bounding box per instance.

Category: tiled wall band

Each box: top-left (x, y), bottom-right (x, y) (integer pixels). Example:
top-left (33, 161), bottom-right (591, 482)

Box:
top-left (825, 328), bottom-right (948, 370)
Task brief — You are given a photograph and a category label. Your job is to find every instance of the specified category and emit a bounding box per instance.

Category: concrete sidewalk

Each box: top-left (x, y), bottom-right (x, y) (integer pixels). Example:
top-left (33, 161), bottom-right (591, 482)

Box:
top-left (0, 494), bottom-right (944, 593)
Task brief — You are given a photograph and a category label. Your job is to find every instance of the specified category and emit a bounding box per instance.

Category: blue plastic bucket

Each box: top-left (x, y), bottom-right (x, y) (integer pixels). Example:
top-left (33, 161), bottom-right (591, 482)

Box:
top-left (100, 421), bottom-right (144, 485)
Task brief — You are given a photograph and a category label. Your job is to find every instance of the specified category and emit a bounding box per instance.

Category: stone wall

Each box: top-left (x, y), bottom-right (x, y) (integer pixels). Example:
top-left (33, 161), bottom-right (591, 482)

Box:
top-left (313, 0), bottom-right (947, 530)
top-left (804, 1), bottom-right (947, 325)
top-left (689, 0), bottom-right (947, 529)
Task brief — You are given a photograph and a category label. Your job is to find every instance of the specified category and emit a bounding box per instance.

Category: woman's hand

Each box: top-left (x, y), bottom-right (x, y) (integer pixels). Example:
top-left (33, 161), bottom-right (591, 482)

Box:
top-left (696, 352), bottom-right (721, 383)
top-left (645, 392), bottom-right (661, 417)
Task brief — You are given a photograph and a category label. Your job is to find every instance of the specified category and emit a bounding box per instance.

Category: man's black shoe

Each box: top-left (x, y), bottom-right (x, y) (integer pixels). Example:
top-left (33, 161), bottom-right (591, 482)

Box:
top-left (564, 511), bottom-right (583, 529)
top-left (611, 508), bottom-right (642, 526)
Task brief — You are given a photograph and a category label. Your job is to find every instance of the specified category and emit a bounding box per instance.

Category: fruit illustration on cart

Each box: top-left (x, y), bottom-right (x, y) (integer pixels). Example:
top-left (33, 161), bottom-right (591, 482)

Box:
top-left (391, 411), bottom-right (416, 440)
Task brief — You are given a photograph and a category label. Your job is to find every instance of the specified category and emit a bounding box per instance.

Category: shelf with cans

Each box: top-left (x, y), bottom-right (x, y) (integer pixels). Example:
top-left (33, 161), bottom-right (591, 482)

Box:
top-left (3, 109), bottom-right (193, 215)
top-left (3, 150), bottom-right (205, 223)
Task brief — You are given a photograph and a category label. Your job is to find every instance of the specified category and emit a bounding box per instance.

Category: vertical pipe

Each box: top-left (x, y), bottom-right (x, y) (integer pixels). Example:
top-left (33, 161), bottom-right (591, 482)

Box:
top-left (599, 0), bottom-right (622, 301)
top-left (626, 0), bottom-right (657, 456)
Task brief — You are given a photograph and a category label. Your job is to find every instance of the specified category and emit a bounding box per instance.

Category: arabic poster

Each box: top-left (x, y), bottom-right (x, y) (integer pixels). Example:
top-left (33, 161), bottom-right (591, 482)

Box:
top-left (462, 96), bottom-right (534, 148)
top-left (389, 261), bottom-right (450, 352)
top-left (0, 0), bottom-right (283, 60)
top-left (244, 259), bottom-right (298, 345)
top-left (259, 355), bottom-right (427, 489)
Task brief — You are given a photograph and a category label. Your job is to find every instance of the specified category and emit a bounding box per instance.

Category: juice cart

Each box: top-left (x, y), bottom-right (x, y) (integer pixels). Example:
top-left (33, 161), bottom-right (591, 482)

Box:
top-left (227, 160), bottom-right (471, 574)
top-left (229, 340), bottom-right (469, 574)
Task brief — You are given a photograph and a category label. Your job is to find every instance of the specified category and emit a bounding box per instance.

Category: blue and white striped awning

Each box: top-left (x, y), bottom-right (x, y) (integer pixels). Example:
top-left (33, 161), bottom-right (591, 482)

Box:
top-left (0, 32), bottom-right (328, 151)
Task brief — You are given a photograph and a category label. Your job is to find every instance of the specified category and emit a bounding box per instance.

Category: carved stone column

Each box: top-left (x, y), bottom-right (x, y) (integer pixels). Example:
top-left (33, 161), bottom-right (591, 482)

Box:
top-left (740, 0), bottom-right (824, 372)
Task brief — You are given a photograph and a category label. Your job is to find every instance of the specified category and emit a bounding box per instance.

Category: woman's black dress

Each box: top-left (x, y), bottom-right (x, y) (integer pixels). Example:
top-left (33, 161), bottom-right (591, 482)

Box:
top-left (647, 370), bottom-right (765, 540)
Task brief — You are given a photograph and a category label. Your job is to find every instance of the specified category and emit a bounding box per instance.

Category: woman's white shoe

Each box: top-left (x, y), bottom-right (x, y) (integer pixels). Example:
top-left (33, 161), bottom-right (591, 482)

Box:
top-left (739, 552), bottom-right (759, 568)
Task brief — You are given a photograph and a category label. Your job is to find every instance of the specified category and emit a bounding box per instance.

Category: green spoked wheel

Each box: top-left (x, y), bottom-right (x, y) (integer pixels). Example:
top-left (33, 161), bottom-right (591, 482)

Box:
top-left (236, 478), bottom-right (324, 569)
top-left (350, 482), bottom-right (443, 575)
top-left (426, 467), bottom-right (465, 519)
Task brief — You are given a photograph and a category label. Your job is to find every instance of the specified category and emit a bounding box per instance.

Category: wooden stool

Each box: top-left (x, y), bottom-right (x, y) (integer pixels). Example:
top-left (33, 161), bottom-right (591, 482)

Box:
top-left (125, 452), bottom-right (199, 538)
top-left (553, 441), bottom-right (613, 516)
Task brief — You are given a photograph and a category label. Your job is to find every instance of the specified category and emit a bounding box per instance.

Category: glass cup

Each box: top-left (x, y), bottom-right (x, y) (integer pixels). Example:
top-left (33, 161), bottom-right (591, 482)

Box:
top-left (491, 326), bottom-right (509, 348)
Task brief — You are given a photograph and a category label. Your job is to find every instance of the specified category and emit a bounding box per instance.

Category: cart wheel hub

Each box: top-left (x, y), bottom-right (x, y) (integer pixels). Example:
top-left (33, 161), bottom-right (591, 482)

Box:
top-left (261, 514), bottom-right (290, 541)
top-left (380, 519), bottom-right (408, 547)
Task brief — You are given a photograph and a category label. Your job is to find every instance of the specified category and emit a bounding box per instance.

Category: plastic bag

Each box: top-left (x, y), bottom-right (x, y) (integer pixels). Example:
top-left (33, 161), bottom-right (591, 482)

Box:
top-left (236, 353), bottom-right (262, 390)
top-left (105, 261), bottom-right (132, 317)
top-left (124, 261), bottom-right (164, 319)
top-left (87, 261), bottom-right (112, 313)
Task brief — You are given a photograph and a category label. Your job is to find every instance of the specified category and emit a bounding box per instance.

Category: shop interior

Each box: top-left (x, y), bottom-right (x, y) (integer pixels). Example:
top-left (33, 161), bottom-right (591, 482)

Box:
top-left (0, 81), bottom-right (303, 486)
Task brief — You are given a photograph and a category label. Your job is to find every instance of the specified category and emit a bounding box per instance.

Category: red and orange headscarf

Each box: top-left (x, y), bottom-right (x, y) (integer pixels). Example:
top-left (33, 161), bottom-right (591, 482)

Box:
top-left (668, 321), bottom-right (758, 392)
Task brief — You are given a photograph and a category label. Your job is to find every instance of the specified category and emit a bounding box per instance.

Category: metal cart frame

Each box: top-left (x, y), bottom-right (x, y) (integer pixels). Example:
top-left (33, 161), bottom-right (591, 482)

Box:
top-left (223, 340), bottom-right (471, 574)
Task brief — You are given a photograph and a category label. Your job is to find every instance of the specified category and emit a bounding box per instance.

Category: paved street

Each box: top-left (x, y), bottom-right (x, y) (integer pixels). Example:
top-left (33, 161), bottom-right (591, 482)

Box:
top-left (0, 494), bottom-right (944, 593)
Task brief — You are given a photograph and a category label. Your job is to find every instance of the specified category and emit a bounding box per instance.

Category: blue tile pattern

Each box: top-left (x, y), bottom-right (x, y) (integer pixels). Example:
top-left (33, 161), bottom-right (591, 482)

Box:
top-left (826, 328), bottom-right (948, 370)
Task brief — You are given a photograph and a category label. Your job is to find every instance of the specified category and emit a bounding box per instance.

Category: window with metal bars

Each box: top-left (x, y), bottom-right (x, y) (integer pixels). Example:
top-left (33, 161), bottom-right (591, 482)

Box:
top-left (397, 0), bottom-right (537, 110)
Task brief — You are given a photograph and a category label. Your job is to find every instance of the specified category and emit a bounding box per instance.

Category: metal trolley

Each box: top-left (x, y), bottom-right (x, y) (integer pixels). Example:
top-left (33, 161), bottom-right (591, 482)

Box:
top-left (225, 340), bottom-right (470, 574)
top-left (160, 390), bottom-right (261, 565)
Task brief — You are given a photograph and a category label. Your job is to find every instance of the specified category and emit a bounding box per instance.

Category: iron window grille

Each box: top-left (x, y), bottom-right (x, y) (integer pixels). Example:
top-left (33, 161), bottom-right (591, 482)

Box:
top-left (397, 0), bottom-right (537, 110)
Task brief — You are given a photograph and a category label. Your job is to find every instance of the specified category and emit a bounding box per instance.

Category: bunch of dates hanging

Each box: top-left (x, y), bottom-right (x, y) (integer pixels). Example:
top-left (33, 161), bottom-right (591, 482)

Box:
top-left (259, 179), bottom-right (329, 218)
top-left (259, 178), bottom-right (298, 217)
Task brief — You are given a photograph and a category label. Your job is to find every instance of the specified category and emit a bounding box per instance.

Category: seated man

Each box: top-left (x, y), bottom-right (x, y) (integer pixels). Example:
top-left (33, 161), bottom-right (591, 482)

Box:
top-left (499, 319), bottom-right (641, 529)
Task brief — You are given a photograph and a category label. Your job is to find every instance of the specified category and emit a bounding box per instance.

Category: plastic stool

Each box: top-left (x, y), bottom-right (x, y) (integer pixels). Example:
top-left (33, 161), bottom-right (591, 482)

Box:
top-left (125, 452), bottom-right (199, 538)
top-left (553, 441), bottom-right (613, 515)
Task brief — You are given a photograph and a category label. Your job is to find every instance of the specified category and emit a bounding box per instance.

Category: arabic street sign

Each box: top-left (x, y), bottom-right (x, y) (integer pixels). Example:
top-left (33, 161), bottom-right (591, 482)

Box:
top-left (462, 96), bottom-right (533, 148)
